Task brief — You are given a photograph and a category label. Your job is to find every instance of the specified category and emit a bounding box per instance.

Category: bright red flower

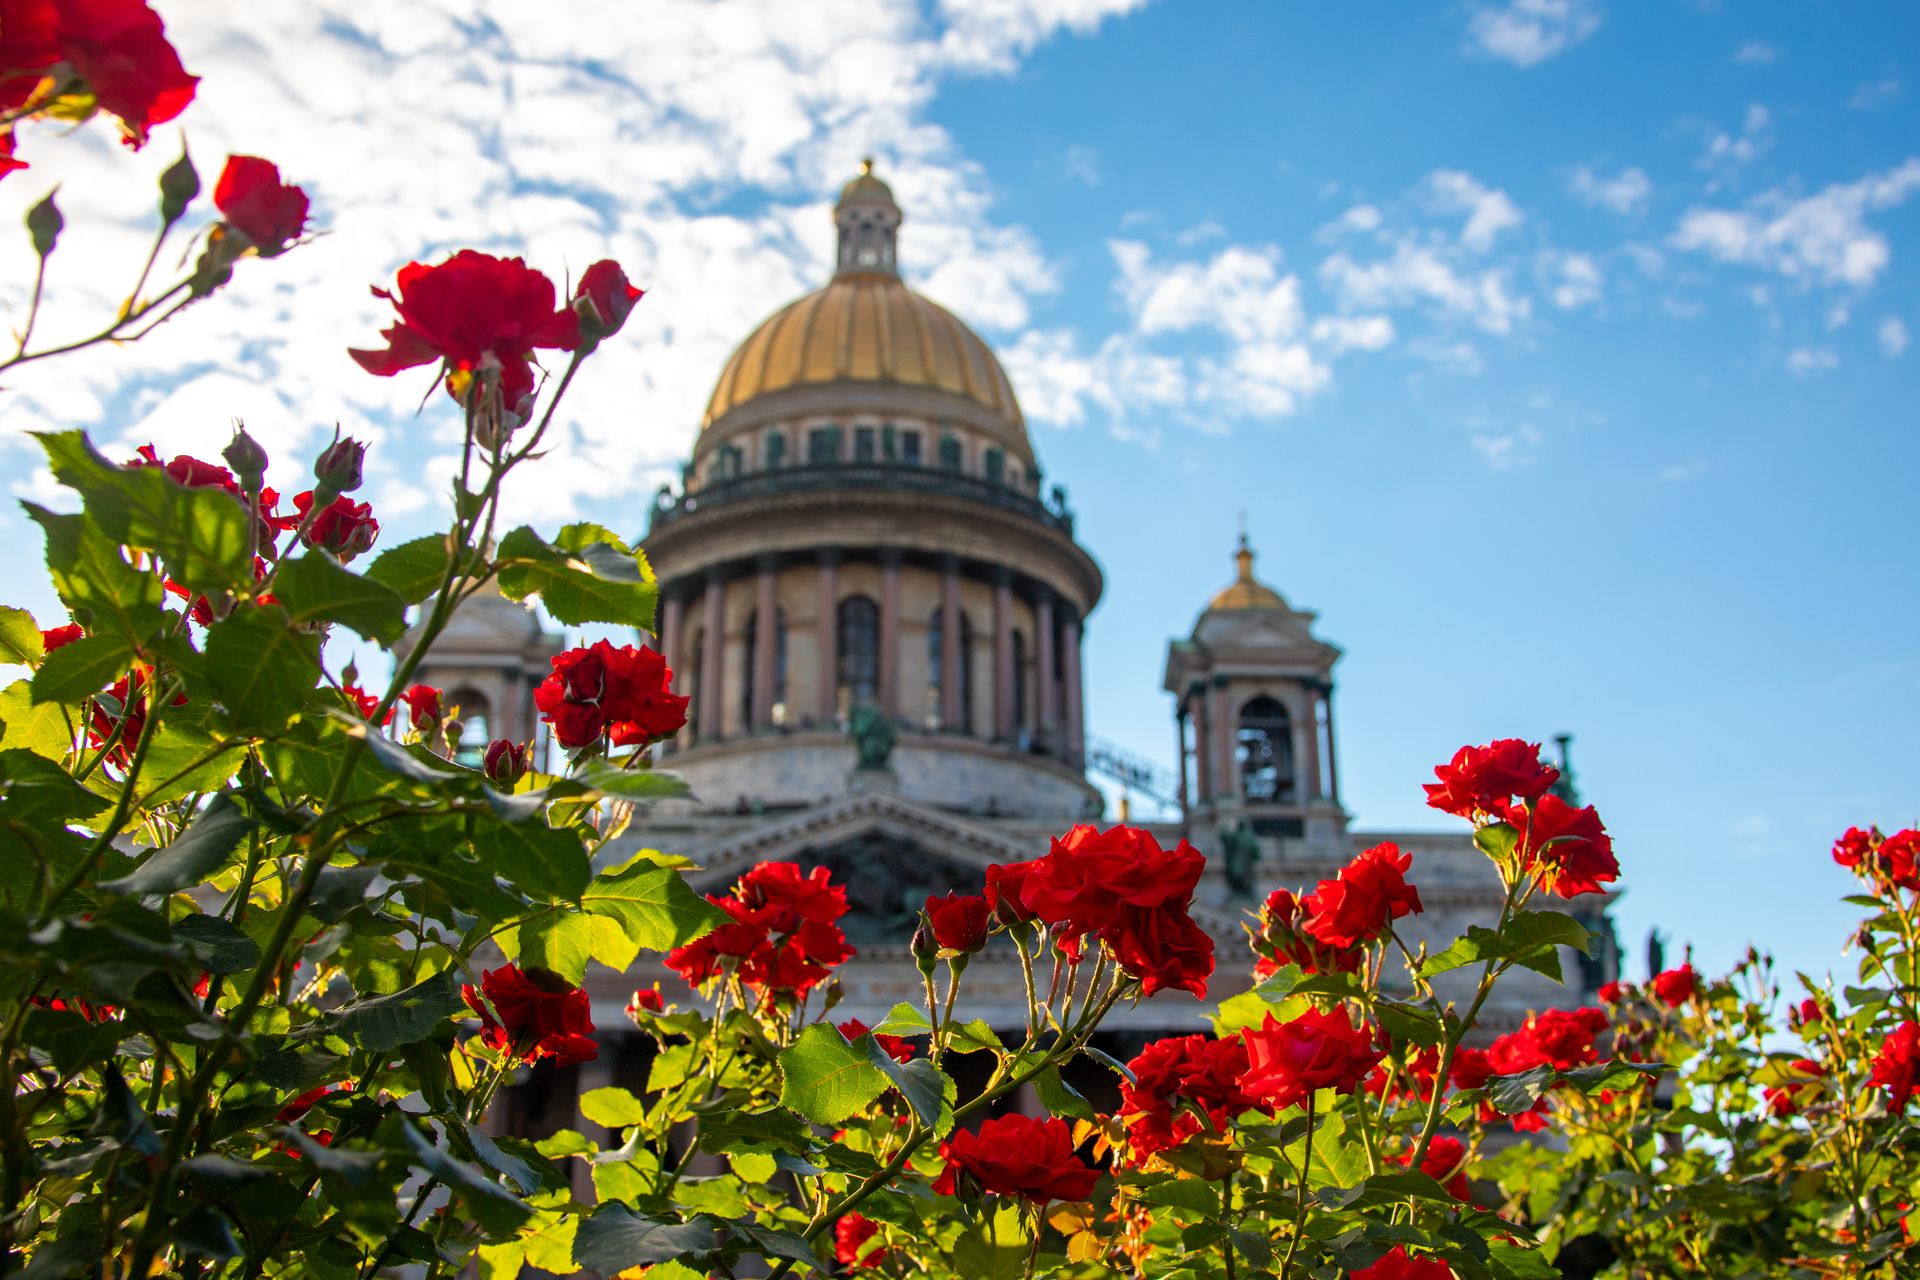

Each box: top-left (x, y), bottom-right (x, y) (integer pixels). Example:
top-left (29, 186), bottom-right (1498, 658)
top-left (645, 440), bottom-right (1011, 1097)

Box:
top-left (625, 987), bottom-right (664, 1018)
top-left (1423, 739), bottom-right (1559, 819)
top-left (1397, 1134), bottom-right (1470, 1200)
top-left (399, 684), bottom-right (442, 732)
top-left (350, 250), bottom-right (580, 417)
top-left (1880, 830), bottom-right (1920, 891)
top-left (461, 965), bottom-right (598, 1067)
top-left (213, 154), bottom-right (308, 254)
top-left (664, 862), bottom-right (854, 999)
top-left (1764, 1058), bottom-right (1826, 1117)
top-left (294, 491), bottom-right (379, 559)
top-left (0, 0), bottom-right (197, 149)
top-left (275, 1083), bottom-right (339, 1126)
top-left (29, 995), bottom-right (117, 1022)
top-left (1254, 887), bottom-right (1364, 978)
top-left (340, 683), bottom-right (389, 726)
top-left (1240, 1008), bottom-right (1383, 1112)
top-left (1352, 1246), bottom-right (1456, 1280)
top-left (1597, 980), bottom-right (1627, 1004)
top-left (1500, 793), bottom-right (1619, 899)
top-left (1790, 997), bottom-right (1824, 1030)
top-left (838, 1018), bottom-right (914, 1064)
top-left (1300, 841), bottom-right (1423, 949)
top-left (984, 859), bottom-right (1040, 925)
top-left (86, 665), bottom-right (184, 772)
top-left (1021, 824), bottom-right (1206, 936)
top-left (1651, 964), bottom-right (1699, 1008)
top-left (924, 891), bottom-right (991, 954)
top-left (0, 131), bottom-right (20, 181)
top-left (834, 1212), bottom-right (885, 1269)
top-left (1119, 1034), bottom-right (1255, 1161)
top-left (1102, 903), bottom-right (1216, 998)
top-left (1832, 825), bottom-right (1920, 893)
top-left (1449, 1045), bottom-right (1547, 1132)
top-left (129, 443), bottom-right (238, 493)
top-left (934, 1113), bottom-right (1099, 1204)
top-left (39, 623), bottom-right (83, 652)
top-left (574, 259), bottom-right (643, 341)
top-left (483, 738), bottom-right (529, 785)
top-left (533, 640), bottom-right (689, 750)
top-left (1870, 1020), bottom-right (1920, 1111)
top-left (1489, 1007), bottom-right (1610, 1074)
top-left (1832, 826), bottom-right (1876, 870)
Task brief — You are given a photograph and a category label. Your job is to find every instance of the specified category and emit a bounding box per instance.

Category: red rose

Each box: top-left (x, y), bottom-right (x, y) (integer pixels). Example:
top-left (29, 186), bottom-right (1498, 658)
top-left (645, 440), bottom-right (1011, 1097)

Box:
top-left (934, 1113), bottom-right (1099, 1204)
top-left (1500, 793), bottom-right (1619, 899)
top-left (86, 665), bottom-right (184, 773)
top-left (664, 862), bottom-right (854, 999)
top-left (837, 1018), bottom-right (914, 1064)
top-left (574, 259), bottom-right (644, 341)
top-left (984, 860), bottom-right (1039, 925)
top-left (1870, 1020), bottom-right (1920, 1111)
top-left (924, 891), bottom-right (991, 954)
top-left (1651, 964), bottom-right (1699, 1008)
top-left (1790, 997), bottom-right (1824, 1030)
top-left (1240, 1008), bottom-right (1384, 1112)
top-left (1119, 1034), bottom-right (1255, 1161)
top-left (1352, 1246), bottom-right (1456, 1280)
top-left (625, 987), bottom-right (664, 1019)
top-left (1489, 1007), bottom-right (1609, 1074)
top-left (534, 640), bottom-right (688, 751)
top-left (834, 1212), bottom-right (885, 1269)
top-left (483, 739), bottom-right (529, 785)
top-left (1880, 830), bottom-right (1920, 891)
top-left (400, 684), bottom-right (442, 732)
top-left (340, 683), bottom-right (389, 726)
top-left (1398, 1134), bottom-right (1470, 1200)
top-left (128, 443), bottom-right (238, 493)
top-left (1102, 904), bottom-right (1215, 998)
top-left (294, 491), bottom-right (379, 559)
top-left (275, 1083), bottom-right (339, 1126)
top-left (1833, 826), bottom-right (1876, 870)
top-left (1764, 1058), bottom-right (1826, 1117)
top-left (350, 250), bottom-right (580, 417)
top-left (1254, 887), bottom-right (1365, 978)
top-left (1832, 825), bottom-right (1920, 892)
top-left (213, 155), bottom-right (309, 254)
top-left (1423, 739), bottom-right (1558, 819)
top-left (1300, 841), bottom-right (1423, 949)
top-left (461, 965), bottom-right (598, 1067)
top-left (1021, 824), bottom-right (1205, 936)
top-left (39, 623), bottom-right (83, 653)
top-left (2, 0), bottom-right (198, 149)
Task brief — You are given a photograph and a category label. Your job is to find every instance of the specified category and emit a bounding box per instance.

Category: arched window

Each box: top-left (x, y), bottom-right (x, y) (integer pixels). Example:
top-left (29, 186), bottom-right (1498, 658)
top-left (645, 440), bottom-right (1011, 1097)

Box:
top-left (1010, 629), bottom-right (1029, 737)
top-left (1238, 695), bottom-right (1296, 803)
top-left (764, 431), bottom-right (786, 469)
top-left (447, 688), bottom-right (491, 767)
top-left (836, 596), bottom-right (879, 718)
top-left (928, 607), bottom-right (974, 733)
top-left (741, 607), bottom-right (789, 728)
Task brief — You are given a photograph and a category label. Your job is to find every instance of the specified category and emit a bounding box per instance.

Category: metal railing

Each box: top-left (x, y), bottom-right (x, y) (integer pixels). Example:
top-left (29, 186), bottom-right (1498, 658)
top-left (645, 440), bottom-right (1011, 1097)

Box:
top-left (647, 460), bottom-right (1076, 535)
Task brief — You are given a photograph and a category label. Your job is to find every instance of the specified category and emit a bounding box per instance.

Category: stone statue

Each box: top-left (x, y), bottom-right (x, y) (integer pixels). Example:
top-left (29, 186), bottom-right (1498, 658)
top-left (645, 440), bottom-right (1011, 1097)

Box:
top-left (1220, 822), bottom-right (1260, 899)
top-left (1646, 928), bottom-right (1666, 980)
top-left (848, 703), bottom-right (896, 771)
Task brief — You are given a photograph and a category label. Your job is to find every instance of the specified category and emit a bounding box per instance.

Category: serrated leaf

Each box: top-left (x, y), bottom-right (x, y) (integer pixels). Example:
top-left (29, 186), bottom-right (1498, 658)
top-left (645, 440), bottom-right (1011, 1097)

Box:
top-left (1486, 1065), bottom-right (1556, 1116)
top-left (397, 1119), bottom-right (530, 1236)
top-left (313, 971), bottom-right (465, 1052)
top-left (29, 632), bottom-right (132, 704)
top-left (205, 607), bottom-right (319, 734)
top-left (865, 1037), bottom-right (951, 1129)
top-left (173, 913), bottom-right (260, 973)
top-left (1488, 1239), bottom-right (1561, 1280)
top-left (871, 1002), bottom-right (934, 1038)
top-left (0, 680), bottom-right (73, 759)
top-left (364, 534), bottom-right (456, 604)
top-left (578, 1086), bottom-right (648, 1128)
top-left (501, 910), bottom-right (594, 985)
top-left (470, 819), bottom-right (590, 900)
top-left (580, 860), bottom-right (723, 956)
top-left (572, 1206), bottom-right (716, 1274)
top-left (1500, 909), bottom-right (1593, 958)
top-left (275, 553), bottom-right (408, 644)
top-left (25, 503), bottom-right (166, 646)
top-left (567, 760), bottom-right (691, 802)
top-left (778, 1022), bottom-right (890, 1124)
top-left (728, 1221), bottom-right (818, 1266)
top-left (101, 793), bottom-right (251, 894)
top-left (1034, 1063), bottom-right (1096, 1120)
top-left (495, 525), bottom-right (657, 629)
top-left (0, 606), bottom-right (43, 664)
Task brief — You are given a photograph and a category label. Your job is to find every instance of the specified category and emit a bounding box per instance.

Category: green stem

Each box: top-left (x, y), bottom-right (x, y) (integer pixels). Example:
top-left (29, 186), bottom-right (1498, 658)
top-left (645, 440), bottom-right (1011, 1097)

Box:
top-left (1278, 1092), bottom-right (1314, 1279)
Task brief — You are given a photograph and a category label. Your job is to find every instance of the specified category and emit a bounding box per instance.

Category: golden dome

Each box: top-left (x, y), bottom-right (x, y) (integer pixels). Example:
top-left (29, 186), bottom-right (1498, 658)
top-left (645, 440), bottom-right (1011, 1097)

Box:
top-left (1208, 536), bottom-right (1289, 612)
top-left (701, 272), bottom-right (1026, 434)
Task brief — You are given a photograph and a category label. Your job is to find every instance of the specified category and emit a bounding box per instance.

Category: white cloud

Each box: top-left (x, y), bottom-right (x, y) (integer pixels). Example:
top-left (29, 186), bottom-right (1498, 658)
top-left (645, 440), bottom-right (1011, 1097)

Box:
top-left (1058, 144), bottom-right (1101, 186)
top-left (1850, 76), bottom-right (1902, 111)
top-left (1785, 347), bottom-right (1838, 376)
top-left (1880, 317), bottom-right (1911, 356)
top-left (1669, 158), bottom-right (1920, 287)
top-left (1468, 420), bottom-right (1543, 468)
top-left (1568, 165), bottom-right (1650, 215)
top-left (1541, 251), bottom-right (1603, 309)
top-left (1110, 240), bottom-right (1305, 343)
top-left (1732, 41), bottom-right (1779, 67)
top-left (1309, 315), bottom-right (1395, 353)
top-left (1426, 169), bottom-right (1524, 251)
top-left (1463, 0), bottom-right (1603, 67)
top-left (1320, 241), bottom-right (1531, 334)
top-left (1700, 103), bottom-right (1772, 176)
top-left (1000, 330), bottom-right (1186, 431)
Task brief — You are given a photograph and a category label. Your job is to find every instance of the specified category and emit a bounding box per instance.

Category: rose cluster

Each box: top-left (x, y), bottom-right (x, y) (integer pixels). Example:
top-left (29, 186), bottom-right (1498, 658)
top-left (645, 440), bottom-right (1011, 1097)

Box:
top-left (1117, 1033), bottom-right (1256, 1161)
top-left (933, 1112), bottom-right (1098, 1204)
top-left (533, 639), bottom-right (688, 752)
top-left (0, 0), bottom-right (197, 169)
top-left (461, 964), bottom-right (597, 1068)
top-left (1450, 1006), bottom-right (1611, 1131)
top-left (1426, 738), bottom-right (1618, 898)
top-left (1251, 841), bottom-right (1424, 980)
top-left (1833, 824), bottom-right (1920, 895)
top-left (663, 861), bottom-right (854, 1000)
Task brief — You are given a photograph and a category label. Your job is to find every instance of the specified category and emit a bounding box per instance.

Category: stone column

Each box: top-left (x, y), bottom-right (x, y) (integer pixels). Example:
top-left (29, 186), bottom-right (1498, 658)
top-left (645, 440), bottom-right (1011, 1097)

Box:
top-left (991, 570), bottom-right (1013, 740)
top-left (658, 590), bottom-right (684, 752)
top-left (1192, 687), bottom-right (1212, 800)
top-left (1174, 708), bottom-right (1191, 819)
top-left (1300, 685), bottom-right (1322, 802)
top-left (814, 552), bottom-right (839, 725)
top-left (939, 555), bottom-right (962, 731)
top-left (1035, 589), bottom-right (1057, 749)
top-left (700, 570), bottom-right (724, 742)
top-left (1061, 609), bottom-right (1084, 767)
top-left (879, 550), bottom-right (902, 719)
top-left (1323, 682), bottom-right (1341, 805)
top-left (1211, 678), bottom-right (1234, 801)
top-left (751, 556), bottom-right (777, 730)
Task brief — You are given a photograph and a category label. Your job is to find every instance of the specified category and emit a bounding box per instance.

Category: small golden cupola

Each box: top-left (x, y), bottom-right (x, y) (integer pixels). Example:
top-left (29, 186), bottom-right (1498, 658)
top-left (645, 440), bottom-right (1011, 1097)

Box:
top-left (1207, 533), bottom-right (1289, 612)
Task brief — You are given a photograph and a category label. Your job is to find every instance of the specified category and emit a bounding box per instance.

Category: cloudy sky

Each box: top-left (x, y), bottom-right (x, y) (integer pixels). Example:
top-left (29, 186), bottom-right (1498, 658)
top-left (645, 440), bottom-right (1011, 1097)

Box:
top-left (1, 0), bottom-right (1915, 989)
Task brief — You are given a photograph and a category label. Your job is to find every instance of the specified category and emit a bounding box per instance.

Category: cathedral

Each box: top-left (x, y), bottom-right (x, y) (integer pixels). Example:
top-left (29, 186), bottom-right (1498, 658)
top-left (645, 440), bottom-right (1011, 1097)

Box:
top-left (408, 163), bottom-right (1617, 1122)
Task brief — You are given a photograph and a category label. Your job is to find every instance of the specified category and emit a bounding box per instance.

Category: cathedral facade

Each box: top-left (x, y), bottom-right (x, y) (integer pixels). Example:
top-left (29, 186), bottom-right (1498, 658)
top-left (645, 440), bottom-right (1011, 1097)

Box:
top-left (411, 164), bottom-right (1616, 1119)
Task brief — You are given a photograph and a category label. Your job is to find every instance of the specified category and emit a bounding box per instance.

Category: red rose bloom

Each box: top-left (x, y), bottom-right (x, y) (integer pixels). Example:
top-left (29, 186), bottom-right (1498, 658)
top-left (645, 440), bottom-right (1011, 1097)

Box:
top-left (934, 1113), bottom-right (1099, 1204)
top-left (1500, 793), bottom-right (1619, 899)
top-left (1833, 826), bottom-right (1875, 870)
top-left (1790, 997), bottom-right (1824, 1030)
top-left (664, 862), bottom-right (854, 999)
top-left (1880, 830), bottom-right (1920, 891)
top-left (625, 987), bottom-right (664, 1018)
top-left (1398, 1134), bottom-right (1470, 1200)
top-left (1870, 1020), bottom-right (1920, 1111)
top-left (1423, 739), bottom-right (1559, 819)
top-left (0, 131), bottom-right (23, 181)
top-left (834, 1212), bottom-right (884, 1269)
top-left (461, 965), bottom-right (598, 1067)
top-left (1651, 964), bottom-right (1699, 1008)
top-left (1240, 1008), bottom-right (1384, 1112)
top-left (294, 491), bottom-right (379, 560)
top-left (39, 623), bottom-right (83, 653)
top-left (341, 683), bottom-right (389, 725)
top-left (838, 1018), bottom-right (914, 1064)
top-left (350, 250), bottom-right (581, 416)
top-left (924, 891), bottom-right (991, 954)
top-left (129, 443), bottom-right (238, 493)
top-left (1352, 1246), bottom-right (1456, 1280)
top-left (0, 0), bottom-right (197, 149)
top-left (1764, 1058), bottom-right (1826, 1118)
top-left (400, 684), bottom-right (442, 732)
top-left (533, 640), bottom-right (689, 751)
top-left (984, 860), bottom-right (1040, 925)
top-left (86, 665), bottom-right (183, 772)
top-left (1490, 1007), bottom-right (1610, 1074)
top-left (1255, 887), bottom-right (1365, 977)
top-left (275, 1083), bottom-right (339, 1126)
top-left (1119, 1034), bottom-right (1255, 1161)
top-left (1102, 903), bottom-right (1216, 998)
top-left (1449, 1044), bottom-right (1546, 1132)
top-left (483, 738), bottom-right (529, 785)
top-left (574, 259), bottom-right (644, 341)
top-left (213, 155), bottom-right (309, 254)
top-left (1300, 841), bottom-right (1423, 949)
top-left (1597, 980), bottom-right (1627, 1004)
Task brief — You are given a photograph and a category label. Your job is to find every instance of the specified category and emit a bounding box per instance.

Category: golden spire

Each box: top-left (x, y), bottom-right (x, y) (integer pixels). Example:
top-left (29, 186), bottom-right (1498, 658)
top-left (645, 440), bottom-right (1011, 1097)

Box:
top-left (1207, 531), bottom-right (1287, 612)
top-left (860, 156), bottom-right (874, 176)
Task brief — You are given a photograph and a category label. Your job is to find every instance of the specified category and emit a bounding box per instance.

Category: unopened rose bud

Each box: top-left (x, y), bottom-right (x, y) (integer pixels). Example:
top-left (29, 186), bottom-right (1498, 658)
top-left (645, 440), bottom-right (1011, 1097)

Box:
top-left (313, 434), bottom-right (366, 494)
top-left (573, 259), bottom-right (644, 344)
top-left (223, 426), bottom-right (269, 491)
top-left (911, 921), bottom-right (938, 977)
top-left (483, 739), bottom-right (529, 786)
top-left (158, 147), bottom-right (200, 226)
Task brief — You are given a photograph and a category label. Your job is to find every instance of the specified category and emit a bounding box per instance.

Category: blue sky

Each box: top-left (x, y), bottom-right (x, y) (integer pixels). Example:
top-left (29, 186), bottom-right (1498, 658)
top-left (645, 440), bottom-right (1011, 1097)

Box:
top-left (0, 0), bottom-right (1914, 993)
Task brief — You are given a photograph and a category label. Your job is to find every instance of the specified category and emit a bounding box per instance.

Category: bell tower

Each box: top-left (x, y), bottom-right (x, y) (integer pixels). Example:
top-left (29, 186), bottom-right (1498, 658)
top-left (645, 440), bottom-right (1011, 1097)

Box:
top-left (390, 581), bottom-right (565, 764)
top-left (834, 158), bottom-right (902, 278)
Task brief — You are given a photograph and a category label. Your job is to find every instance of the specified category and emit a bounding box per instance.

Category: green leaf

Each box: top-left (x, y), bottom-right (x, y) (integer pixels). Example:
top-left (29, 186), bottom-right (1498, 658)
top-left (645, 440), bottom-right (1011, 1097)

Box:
top-left (1500, 909), bottom-right (1593, 959)
top-left (952, 1222), bottom-right (1029, 1280)
top-left (92, 1066), bottom-right (162, 1156)
top-left (313, 971), bottom-right (465, 1052)
top-left (1560, 1060), bottom-right (1669, 1093)
top-left (1421, 910), bottom-right (1590, 983)
top-left (871, 1002), bottom-right (934, 1037)
top-left (566, 760), bottom-right (691, 802)
top-left (396, 1119), bottom-right (531, 1236)
top-left (29, 632), bottom-right (132, 704)
top-left (353, 726), bottom-right (464, 786)
top-left (38, 431), bottom-right (252, 594)
top-left (101, 793), bottom-right (252, 894)
top-left (501, 911), bottom-right (595, 985)
top-left (0, 607), bottom-right (42, 664)
top-left (1488, 1239), bottom-right (1561, 1280)
top-left (1034, 1063), bottom-right (1096, 1121)
top-left (778, 1022), bottom-right (890, 1124)
top-left (205, 607), bottom-right (320, 734)
top-left (1486, 1065), bottom-right (1556, 1116)
top-left (495, 525), bottom-right (657, 629)
top-left (695, 1107), bottom-right (812, 1156)
top-left (864, 1037), bottom-right (952, 1130)
top-left (173, 913), bottom-right (260, 973)
top-left (275, 553), bottom-right (408, 644)
top-left (578, 1087), bottom-right (649, 1128)
top-left (728, 1221), bottom-right (818, 1267)
top-left (364, 533), bottom-right (455, 605)
top-left (581, 860), bottom-right (724, 957)
top-left (24, 503), bottom-right (166, 646)
top-left (0, 680), bottom-right (72, 759)
top-left (572, 1206), bottom-right (716, 1274)
top-left (469, 819), bottom-right (590, 901)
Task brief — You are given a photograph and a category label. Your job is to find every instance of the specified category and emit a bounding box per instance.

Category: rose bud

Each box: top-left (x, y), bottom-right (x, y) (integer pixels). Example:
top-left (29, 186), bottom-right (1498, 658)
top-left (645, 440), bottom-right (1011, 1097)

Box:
top-left (910, 921), bottom-right (938, 977)
top-left (483, 739), bottom-right (529, 785)
top-left (313, 435), bottom-right (366, 494)
top-left (573, 259), bottom-right (644, 343)
top-left (924, 891), bottom-right (991, 955)
top-left (223, 427), bottom-right (269, 492)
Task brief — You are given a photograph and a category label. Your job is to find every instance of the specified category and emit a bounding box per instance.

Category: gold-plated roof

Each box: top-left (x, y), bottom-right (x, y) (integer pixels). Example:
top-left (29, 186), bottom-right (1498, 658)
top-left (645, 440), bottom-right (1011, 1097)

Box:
top-left (701, 272), bottom-right (1027, 434)
top-left (1207, 537), bottom-right (1288, 612)
top-left (840, 157), bottom-right (895, 204)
